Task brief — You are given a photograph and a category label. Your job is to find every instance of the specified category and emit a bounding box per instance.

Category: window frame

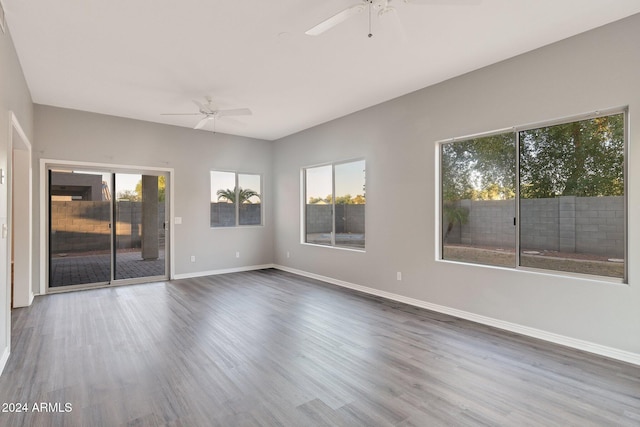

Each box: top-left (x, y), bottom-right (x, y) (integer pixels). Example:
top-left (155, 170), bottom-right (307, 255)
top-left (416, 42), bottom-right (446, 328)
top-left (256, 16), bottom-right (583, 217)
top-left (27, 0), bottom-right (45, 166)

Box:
top-left (302, 158), bottom-right (366, 251)
top-left (437, 108), bottom-right (628, 284)
top-left (210, 170), bottom-right (263, 228)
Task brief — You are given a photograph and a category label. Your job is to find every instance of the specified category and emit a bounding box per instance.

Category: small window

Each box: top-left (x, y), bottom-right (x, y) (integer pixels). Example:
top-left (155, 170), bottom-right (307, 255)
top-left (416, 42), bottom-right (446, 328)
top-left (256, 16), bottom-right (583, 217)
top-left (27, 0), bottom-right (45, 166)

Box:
top-left (304, 159), bottom-right (366, 249)
top-left (210, 171), bottom-right (262, 227)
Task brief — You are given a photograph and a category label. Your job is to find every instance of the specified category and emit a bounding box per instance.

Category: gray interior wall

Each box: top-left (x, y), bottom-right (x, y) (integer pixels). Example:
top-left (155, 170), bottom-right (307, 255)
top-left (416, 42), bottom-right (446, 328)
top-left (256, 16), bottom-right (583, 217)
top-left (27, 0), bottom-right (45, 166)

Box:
top-left (33, 105), bottom-right (274, 284)
top-left (273, 14), bottom-right (640, 356)
top-left (0, 26), bottom-right (34, 367)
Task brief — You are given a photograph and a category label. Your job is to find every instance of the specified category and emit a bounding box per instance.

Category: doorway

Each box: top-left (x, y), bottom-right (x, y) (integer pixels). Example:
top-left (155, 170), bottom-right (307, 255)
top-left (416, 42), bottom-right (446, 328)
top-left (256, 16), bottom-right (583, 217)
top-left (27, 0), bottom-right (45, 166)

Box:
top-left (48, 167), bottom-right (169, 290)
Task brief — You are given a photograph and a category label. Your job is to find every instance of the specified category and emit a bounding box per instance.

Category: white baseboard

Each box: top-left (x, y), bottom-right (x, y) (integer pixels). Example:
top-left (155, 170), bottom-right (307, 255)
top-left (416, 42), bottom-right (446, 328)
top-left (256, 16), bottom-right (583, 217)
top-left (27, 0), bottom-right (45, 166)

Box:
top-left (13, 291), bottom-right (35, 308)
top-left (173, 264), bottom-right (275, 280)
top-left (274, 265), bottom-right (640, 366)
top-left (0, 345), bottom-right (9, 376)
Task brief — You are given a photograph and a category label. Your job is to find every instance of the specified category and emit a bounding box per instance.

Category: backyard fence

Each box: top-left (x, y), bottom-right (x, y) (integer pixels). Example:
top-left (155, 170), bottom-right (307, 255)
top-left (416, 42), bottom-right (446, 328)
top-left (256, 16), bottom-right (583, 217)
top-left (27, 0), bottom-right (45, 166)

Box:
top-left (50, 201), bottom-right (166, 253)
top-left (305, 204), bottom-right (365, 234)
top-left (444, 196), bottom-right (624, 258)
top-left (210, 203), bottom-right (261, 227)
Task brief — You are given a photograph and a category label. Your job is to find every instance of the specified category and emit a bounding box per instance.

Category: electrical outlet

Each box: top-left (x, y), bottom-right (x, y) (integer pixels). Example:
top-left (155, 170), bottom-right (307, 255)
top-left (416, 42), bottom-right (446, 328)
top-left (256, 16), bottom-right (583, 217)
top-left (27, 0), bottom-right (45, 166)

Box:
top-left (396, 272), bottom-right (402, 281)
top-left (236, 251), bottom-right (240, 258)
top-left (286, 251), bottom-right (290, 258)
top-left (190, 255), bottom-right (195, 262)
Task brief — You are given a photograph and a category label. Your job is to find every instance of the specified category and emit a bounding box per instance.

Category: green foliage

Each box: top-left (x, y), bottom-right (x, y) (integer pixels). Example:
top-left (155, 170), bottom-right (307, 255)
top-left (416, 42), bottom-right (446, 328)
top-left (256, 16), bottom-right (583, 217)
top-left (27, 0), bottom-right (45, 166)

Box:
top-left (441, 132), bottom-right (516, 202)
top-left (134, 176), bottom-right (166, 202)
top-left (308, 194), bottom-right (366, 204)
top-left (442, 113), bottom-right (624, 202)
top-left (442, 201), bottom-right (469, 242)
top-left (217, 187), bottom-right (260, 204)
top-left (352, 194), bottom-right (366, 204)
top-left (116, 189), bottom-right (140, 201)
top-left (307, 196), bottom-right (325, 204)
top-left (519, 114), bottom-right (624, 198)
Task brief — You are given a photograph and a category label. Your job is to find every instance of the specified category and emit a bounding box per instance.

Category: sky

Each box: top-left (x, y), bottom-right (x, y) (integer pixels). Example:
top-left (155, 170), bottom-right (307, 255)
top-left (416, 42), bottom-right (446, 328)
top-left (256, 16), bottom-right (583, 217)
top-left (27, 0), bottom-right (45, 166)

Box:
top-left (71, 165), bottom-right (365, 203)
top-left (306, 160), bottom-right (366, 201)
top-left (71, 170), bottom-right (152, 198)
top-left (210, 171), bottom-right (261, 202)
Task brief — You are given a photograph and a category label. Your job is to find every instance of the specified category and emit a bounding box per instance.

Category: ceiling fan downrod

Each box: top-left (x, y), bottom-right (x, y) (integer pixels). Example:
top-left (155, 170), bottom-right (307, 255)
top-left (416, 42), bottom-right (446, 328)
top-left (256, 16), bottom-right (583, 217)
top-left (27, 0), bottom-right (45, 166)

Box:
top-left (368, 0), bottom-right (373, 37)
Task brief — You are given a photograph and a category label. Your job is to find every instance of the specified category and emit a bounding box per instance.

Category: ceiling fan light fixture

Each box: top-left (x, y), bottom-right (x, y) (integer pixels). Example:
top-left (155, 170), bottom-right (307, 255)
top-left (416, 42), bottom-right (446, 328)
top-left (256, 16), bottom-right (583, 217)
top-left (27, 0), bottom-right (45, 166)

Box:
top-left (161, 97), bottom-right (252, 130)
top-left (378, 6), bottom-right (396, 17)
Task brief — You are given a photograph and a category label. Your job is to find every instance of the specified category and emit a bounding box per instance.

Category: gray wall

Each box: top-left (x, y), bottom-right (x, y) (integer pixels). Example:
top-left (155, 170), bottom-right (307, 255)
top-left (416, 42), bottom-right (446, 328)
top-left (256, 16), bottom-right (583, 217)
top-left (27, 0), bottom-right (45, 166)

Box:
top-left (273, 14), bottom-right (640, 357)
top-left (0, 26), bottom-right (34, 368)
top-left (34, 105), bottom-right (274, 281)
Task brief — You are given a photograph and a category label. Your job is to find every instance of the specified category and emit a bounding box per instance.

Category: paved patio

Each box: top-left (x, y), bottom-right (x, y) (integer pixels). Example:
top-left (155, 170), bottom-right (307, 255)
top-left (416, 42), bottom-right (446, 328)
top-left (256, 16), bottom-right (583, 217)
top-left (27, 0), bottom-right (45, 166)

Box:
top-left (50, 250), bottom-right (166, 287)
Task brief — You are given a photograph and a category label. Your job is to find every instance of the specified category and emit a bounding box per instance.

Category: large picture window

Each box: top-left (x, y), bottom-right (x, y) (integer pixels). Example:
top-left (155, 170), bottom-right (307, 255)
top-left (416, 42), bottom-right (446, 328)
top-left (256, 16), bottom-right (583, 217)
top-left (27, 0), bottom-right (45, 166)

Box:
top-left (440, 111), bottom-right (626, 281)
top-left (304, 159), bottom-right (366, 249)
top-left (210, 171), bottom-right (262, 227)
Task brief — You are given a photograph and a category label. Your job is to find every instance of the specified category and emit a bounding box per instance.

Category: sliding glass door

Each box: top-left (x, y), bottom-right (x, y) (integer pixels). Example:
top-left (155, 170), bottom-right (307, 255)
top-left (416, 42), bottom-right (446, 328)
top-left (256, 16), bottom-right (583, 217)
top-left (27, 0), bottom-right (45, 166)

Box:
top-left (49, 167), bottom-right (169, 290)
top-left (114, 174), bottom-right (166, 280)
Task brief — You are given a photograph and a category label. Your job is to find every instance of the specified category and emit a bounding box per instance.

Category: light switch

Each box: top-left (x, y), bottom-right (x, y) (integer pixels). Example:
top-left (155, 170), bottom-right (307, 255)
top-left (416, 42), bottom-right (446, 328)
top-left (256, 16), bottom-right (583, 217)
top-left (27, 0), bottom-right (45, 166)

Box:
top-left (174, 217), bottom-right (182, 224)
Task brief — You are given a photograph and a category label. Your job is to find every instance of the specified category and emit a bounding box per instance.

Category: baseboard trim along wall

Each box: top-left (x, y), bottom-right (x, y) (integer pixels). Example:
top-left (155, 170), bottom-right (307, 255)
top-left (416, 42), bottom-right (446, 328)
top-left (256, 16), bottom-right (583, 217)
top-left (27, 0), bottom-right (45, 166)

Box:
top-left (273, 265), bottom-right (640, 367)
top-left (0, 346), bottom-right (9, 376)
top-left (173, 264), bottom-right (276, 280)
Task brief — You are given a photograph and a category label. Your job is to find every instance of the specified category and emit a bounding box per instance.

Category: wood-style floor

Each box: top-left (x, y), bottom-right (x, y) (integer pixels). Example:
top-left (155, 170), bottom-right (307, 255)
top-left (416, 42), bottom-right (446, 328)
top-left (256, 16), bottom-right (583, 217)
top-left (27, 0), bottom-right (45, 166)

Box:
top-left (1, 269), bottom-right (639, 426)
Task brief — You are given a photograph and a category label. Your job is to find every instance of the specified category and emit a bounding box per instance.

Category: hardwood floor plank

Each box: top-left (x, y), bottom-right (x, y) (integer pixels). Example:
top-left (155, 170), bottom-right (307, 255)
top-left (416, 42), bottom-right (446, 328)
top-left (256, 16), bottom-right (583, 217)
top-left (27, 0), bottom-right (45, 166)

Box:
top-left (1, 269), bottom-right (638, 426)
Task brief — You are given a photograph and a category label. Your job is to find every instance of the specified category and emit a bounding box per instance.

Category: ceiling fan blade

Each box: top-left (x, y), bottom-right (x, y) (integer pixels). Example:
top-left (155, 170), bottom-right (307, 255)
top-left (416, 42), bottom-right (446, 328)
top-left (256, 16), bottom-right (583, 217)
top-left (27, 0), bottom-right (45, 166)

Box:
top-left (404, 0), bottom-right (481, 4)
top-left (160, 113), bottom-right (201, 116)
top-left (306, 3), bottom-right (367, 36)
top-left (216, 108), bottom-right (252, 117)
top-left (194, 116), bottom-right (214, 130)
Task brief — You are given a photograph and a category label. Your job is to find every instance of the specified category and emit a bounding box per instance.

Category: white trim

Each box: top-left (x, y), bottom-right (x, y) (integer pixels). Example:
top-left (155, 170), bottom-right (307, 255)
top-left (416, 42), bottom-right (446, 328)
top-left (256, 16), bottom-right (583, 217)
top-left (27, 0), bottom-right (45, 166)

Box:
top-left (301, 242), bottom-right (366, 253)
top-left (209, 170), bottom-right (265, 228)
top-left (0, 346), bottom-right (8, 376)
top-left (273, 265), bottom-right (640, 366)
top-left (173, 264), bottom-right (275, 280)
top-left (39, 158), bottom-right (175, 292)
top-left (434, 144), bottom-right (442, 261)
top-left (41, 158), bottom-right (173, 173)
top-left (436, 126), bottom-right (514, 145)
top-left (436, 109), bottom-right (628, 284)
top-left (3, 113), bottom-right (34, 378)
top-left (39, 160), bottom-right (46, 295)
top-left (0, 0), bottom-right (5, 34)
top-left (9, 113), bottom-right (34, 307)
top-left (169, 170), bottom-right (175, 280)
top-left (9, 112), bottom-right (31, 151)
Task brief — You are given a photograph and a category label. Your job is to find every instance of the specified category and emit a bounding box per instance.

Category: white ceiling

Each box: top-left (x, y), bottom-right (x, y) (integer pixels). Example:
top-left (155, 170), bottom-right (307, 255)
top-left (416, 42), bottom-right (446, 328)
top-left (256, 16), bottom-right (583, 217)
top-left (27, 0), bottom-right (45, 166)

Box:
top-left (4, 1), bottom-right (640, 141)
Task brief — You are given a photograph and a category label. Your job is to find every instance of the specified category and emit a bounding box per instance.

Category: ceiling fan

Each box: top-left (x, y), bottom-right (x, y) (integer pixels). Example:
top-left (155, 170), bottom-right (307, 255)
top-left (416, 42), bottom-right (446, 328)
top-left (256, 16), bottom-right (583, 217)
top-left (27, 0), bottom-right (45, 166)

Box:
top-left (305, 0), bottom-right (480, 37)
top-left (161, 97), bottom-right (252, 130)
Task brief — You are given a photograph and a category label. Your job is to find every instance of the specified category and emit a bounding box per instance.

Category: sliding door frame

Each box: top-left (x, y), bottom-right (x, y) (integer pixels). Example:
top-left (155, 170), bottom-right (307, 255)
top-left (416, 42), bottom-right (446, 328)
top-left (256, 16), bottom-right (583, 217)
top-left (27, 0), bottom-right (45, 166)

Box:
top-left (40, 159), bottom-right (175, 294)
